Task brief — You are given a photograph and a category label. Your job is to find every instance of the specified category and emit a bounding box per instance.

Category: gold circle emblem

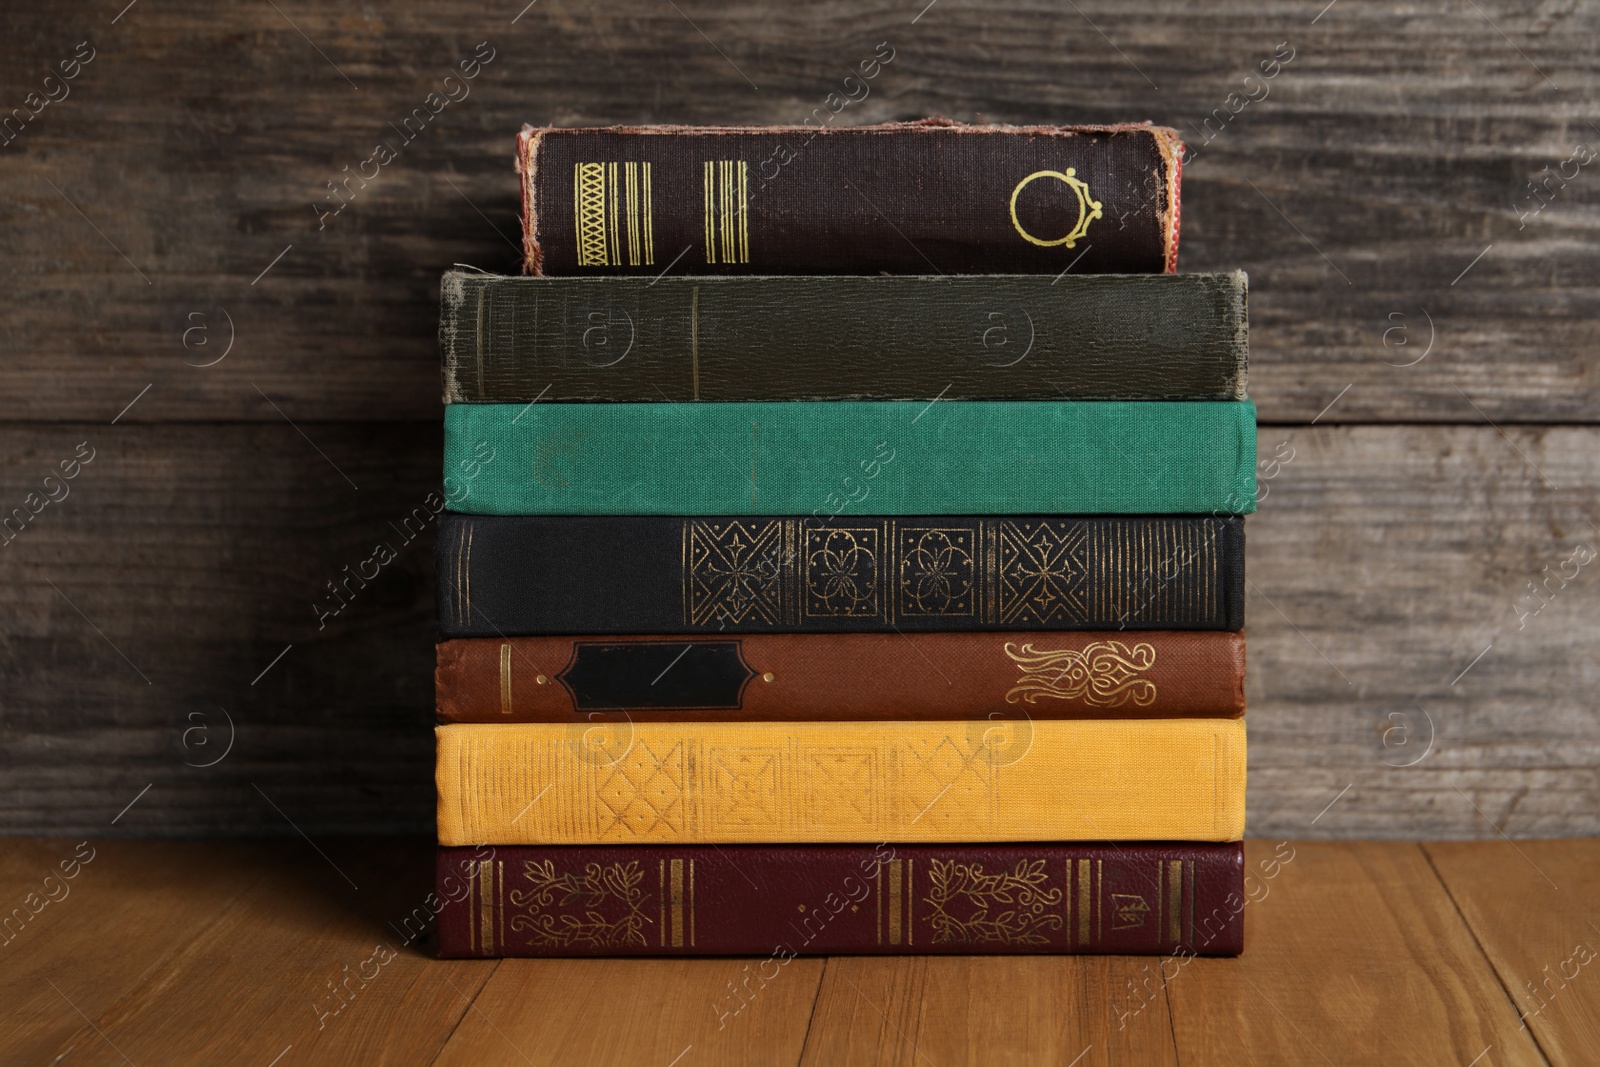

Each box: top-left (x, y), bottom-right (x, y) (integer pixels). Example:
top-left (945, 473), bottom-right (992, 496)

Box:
top-left (1008, 168), bottom-right (1103, 248)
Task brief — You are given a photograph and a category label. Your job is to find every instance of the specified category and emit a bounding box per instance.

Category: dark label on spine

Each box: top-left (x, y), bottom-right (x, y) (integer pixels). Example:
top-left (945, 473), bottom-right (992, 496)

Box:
top-left (557, 641), bottom-right (757, 710)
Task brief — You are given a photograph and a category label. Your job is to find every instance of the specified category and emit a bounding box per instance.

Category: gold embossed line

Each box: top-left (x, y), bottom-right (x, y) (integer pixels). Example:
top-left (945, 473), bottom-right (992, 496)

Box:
top-left (499, 643), bottom-right (513, 715)
top-left (1076, 858), bottom-right (1091, 947)
top-left (669, 857), bottom-right (686, 947)
top-left (574, 161), bottom-right (654, 266)
top-left (702, 159), bottom-right (749, 265)
top-left (607, 162), bottom-right (621, 265)
top-left (1167, 859), bottom-right (1183, 947)
top-left (477, 857), bottom-right (496, 955)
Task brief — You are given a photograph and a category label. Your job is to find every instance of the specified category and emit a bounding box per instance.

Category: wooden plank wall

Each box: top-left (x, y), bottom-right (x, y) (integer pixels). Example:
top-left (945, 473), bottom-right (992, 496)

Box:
top-left (0, 0), bottom-right (1594, 837)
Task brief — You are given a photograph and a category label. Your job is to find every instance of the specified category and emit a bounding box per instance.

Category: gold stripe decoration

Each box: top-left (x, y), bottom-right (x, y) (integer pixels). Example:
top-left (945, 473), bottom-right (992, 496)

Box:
top-left (574, 162), bottom-right (655, 267)
top-left (702, 160), bottom-right (750, 265)
top-left (1167, 859), bottom-right (1184, 946)
top-left (499, 643), bottom-right (514, 715)
top-left (1008, 167), bottom-right (1102, 249)
top-left (703, 161), bottom-right (714, 264)
top-left (626, 162), bottom-right (640, 267)
top-left (887, 858), bottom-right (904, 945)
top-left (669, 858), bottom-right (686, 948)
top-left (1003, 639), bottom-right (1157, 707)
top-left (478, 858), bottom-right (496, 956)
top-left (875, 858), bottom-right (883, 945)
top-left (1095, 859), bottom-right (1103, 941)
top-left (643, 162), bottom-right (655, 264)
top-left (1076, 858), bottom-right (1091, 947)
top-left (453, 522), bottom-right (469, 629)
top-left (607, 162), bottom-right (620, 266)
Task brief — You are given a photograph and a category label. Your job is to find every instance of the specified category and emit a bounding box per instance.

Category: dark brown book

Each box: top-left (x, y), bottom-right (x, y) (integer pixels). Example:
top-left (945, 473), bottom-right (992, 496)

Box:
top-left (435, 842), bottom-right (1245, 958)
top-left (518, 118), bottom-right (1182, 276)
top-left (435, 631), bottom-right (1245, 723)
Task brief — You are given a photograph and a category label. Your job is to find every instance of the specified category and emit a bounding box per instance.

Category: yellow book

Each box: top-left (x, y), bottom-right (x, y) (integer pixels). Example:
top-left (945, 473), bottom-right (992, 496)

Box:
top-left (436, 719), bottom-right (1245, 845)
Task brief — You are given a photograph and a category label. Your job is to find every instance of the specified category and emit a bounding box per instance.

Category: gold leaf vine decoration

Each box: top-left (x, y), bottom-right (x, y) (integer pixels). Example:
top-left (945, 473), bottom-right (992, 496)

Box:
top-left (1003, 639), bottom-right (1157, 707)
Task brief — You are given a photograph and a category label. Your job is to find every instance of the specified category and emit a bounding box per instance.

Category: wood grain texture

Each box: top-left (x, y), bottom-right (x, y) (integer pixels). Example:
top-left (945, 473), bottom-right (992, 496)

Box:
top-left (1164, 841), bottom-right (1544, 1066)
top-left (799, 955), bottom-right (1180, 1066)
top-left (26, 840), bottom-right (490, 1066)
top-left (0, 0), bottom-right (1594, 422)
top-left (0, 840), bottom-right (261, 1063)
top-left (1427, 840), bottom-right (1600, 1066)
top-left (433, 956), bottom-right (825, 1066)
top-left (1244, 424), bottom-right (1600, 839)
top-left (0, 424), bottom-right (439, 836)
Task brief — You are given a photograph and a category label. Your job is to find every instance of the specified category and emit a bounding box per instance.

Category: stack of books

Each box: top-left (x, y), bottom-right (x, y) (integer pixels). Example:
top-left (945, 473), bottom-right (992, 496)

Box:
top-left (432, 119), bottom-right (1253, 960)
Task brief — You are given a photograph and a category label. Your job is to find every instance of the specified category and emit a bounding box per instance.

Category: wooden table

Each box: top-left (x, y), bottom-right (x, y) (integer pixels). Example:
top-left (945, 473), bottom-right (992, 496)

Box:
top-left (4, 839), bottom-right (1597, 1065)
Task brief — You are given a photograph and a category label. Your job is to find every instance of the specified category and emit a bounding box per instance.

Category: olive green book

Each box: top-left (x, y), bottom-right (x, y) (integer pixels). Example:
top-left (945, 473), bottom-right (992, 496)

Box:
top-left (439, 271), bottom-right (1249, 403)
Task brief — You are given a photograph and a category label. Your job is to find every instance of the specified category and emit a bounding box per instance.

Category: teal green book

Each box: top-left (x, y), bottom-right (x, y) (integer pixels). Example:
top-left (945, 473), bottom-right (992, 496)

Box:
top-left (443, 401), bottom-right (1257, 516)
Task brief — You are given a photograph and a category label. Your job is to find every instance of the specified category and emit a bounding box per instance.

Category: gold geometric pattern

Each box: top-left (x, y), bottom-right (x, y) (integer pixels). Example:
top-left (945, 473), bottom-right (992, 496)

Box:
top-left (707, 748), bottom-right (781, 834)
top-left (674, 518), bottom-right (1223, 629)
top-left (574, 161), bottom-right (654, 267)
top-left (805, 750), bottom-right (877, 830)
top-left (1003, 639), bottom-right (1158, 707)
top-left (703, 159), bottom-right (749, 264)
top-left (684, 519), bottom-right (785, 627)
top-left (803, 526), bottom-right (880, 617)
top-left (592, 739), bottom-right (685, 839)
top-left (996, 520), bottom-right (1087, 625)
top-left (901, 735), bottom-right (1000, 829)
top-left (898, 526), bottom-right (976, 617)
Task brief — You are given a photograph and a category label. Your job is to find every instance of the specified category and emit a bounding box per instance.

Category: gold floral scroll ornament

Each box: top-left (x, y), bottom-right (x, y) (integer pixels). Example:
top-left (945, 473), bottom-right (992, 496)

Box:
top-left (1008, 168), bottom-right (1102, 248)
top-left (1003, 639), bottom-right (1157, 707)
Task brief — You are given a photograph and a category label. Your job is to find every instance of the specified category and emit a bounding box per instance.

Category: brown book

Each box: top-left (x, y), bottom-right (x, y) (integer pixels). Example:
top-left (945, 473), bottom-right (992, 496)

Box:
top-left (434, 842), bottom-right (1246, 958)
top-left (518, 118), bottom-right (1182, 275)
top-left (435, 631), bottom-right (1244, 722)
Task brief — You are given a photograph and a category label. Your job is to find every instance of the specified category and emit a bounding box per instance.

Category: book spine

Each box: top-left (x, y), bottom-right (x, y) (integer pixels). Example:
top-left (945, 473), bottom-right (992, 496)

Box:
top-left (434, 719), bottom-right (1248, 845)
top-left (435, 631), bottom-right (1247, 723)
top-left (436, 514), bottom-right (1245, 637)
top-left (518, 120), bottom-right (1182, 277)
top-left (442, 400), bottom-right (1258, 516)
top-left (435, 842), bottom-right (1245, 958)
top-left (438, 271), bottom-right (1249, 404)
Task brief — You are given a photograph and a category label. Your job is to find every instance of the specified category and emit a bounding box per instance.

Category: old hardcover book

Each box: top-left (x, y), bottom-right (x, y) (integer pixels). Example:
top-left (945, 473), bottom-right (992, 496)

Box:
top-left (519, 119), bottom-right (1182, 276)
top-left (443, 400), bottom-right (1258, 516)
top-left (435, 631), bottom-right (1247, 722)
top-left (435, 842), bottom-right (1246, 958)
top-left (434, 718), bottom-right (1247, 845)
top-left (438, 271), bottom-right (1248, 403)
top-left (437, 514), bottom-right (1245, 637)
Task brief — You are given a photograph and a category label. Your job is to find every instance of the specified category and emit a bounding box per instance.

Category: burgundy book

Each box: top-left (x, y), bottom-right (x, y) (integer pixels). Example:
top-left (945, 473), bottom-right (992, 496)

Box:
top-left (435, 631), bottom-right (1246, 723)
top-left (435, 842), bottom-right (1244, 958)
top-left (518, 118), bottom-right (1182, 276)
